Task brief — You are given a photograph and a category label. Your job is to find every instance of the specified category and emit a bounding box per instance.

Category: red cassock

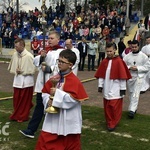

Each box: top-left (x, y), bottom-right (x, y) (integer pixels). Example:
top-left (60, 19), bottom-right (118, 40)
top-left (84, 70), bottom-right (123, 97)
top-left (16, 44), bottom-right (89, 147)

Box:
top-left (10, 87), bottom-right (34, 122)
top-left (42, 72), bottom-right (89, 101)
top-left (35, 131), bottom-right (81, 150)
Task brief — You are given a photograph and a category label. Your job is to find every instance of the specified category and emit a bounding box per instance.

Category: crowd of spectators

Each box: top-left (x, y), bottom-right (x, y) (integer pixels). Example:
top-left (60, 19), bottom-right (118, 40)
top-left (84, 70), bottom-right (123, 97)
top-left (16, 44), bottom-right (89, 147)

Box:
top-left (0, 1), bottom-right (133, 48)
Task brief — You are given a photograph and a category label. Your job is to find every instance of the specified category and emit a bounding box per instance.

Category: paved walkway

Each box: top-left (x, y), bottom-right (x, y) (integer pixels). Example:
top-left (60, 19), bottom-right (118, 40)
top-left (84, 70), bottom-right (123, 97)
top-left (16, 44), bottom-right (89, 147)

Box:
top-left (0, 62), bottom-right (150, 116)
top-left (124, 23), bottom-right (137, 44)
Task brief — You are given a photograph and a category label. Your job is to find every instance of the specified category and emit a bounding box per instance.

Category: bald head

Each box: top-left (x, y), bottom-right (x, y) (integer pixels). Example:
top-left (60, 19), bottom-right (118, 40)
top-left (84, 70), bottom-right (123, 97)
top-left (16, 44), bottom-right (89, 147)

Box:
top-left (65, 39), bottom-right (73, 49)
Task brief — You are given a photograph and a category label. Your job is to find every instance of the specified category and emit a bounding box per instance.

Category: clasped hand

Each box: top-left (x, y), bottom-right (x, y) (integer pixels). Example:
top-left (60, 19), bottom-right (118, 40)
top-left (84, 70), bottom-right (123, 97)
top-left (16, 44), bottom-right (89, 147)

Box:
top-left (130, 66), bottom-right (137, 71)
top-left (47, 99), bottom-right (52, 107)
top-left (16, 68), bottom-right (22, 74)
top-left (98, 87), bottom-right (103, 92)
top-left (41, 65), bottom-right (46, 72)
top-left (41, 50), bottom-right (47, 57)
top-left (50, 87), bottom-right (56, 96)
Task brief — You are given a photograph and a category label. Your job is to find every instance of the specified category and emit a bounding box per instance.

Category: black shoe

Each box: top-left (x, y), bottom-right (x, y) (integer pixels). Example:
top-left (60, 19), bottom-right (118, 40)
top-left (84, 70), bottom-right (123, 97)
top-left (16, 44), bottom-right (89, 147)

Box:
top-left (81, 69), bottom-right (84, 71)
top-left (128, 111), bottom-right (135, 119)
top-left (140, 91), bottom-right (146, 94)
top-left (107, 127), bottom-right (115, 132)
top-left (19, 129), bottom-right (35, 138)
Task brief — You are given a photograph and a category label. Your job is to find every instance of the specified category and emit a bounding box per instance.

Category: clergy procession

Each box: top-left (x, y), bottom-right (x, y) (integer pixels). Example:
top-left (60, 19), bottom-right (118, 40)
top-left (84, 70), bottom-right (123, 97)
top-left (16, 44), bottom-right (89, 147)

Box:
top-left (1, 0), bottom-right (150, 149)
top-left (6, 32), bottom-right (150, 149)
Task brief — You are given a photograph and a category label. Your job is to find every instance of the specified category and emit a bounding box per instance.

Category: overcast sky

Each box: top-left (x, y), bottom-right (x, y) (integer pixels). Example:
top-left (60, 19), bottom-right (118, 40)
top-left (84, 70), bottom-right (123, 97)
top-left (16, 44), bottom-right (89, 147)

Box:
top-left (21, 0), bottom-right (50, 12)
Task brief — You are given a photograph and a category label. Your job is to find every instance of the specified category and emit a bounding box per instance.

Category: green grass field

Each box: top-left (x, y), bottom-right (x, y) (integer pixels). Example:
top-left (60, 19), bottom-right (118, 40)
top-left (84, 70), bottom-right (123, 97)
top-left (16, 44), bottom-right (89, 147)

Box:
top-left (0, 93), bottom-right (150, 150)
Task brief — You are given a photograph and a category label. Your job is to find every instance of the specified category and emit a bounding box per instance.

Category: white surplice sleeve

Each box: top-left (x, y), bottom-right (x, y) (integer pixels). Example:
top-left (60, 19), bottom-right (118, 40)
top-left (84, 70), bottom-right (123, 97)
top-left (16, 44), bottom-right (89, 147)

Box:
top-left (33, 55), bottom-right (41, 67)
top-left (123, 56), bottom-right (131, 69)
top-left (42, 93), bottom-right (50, 110)
top-left (98, 78), bottom-right (104, 88)
top-left (137, 58), bottom-right (150, 73)
top-left (120, 80), bottom-right (127, 90)
top-left (52, 89), bottom-right (79, 109)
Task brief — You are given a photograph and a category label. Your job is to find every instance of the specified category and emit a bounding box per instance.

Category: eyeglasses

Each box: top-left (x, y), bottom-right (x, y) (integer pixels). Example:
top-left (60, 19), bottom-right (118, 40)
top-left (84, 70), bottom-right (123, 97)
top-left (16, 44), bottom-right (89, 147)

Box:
top-left (56, 59), bottom-right (70, 64)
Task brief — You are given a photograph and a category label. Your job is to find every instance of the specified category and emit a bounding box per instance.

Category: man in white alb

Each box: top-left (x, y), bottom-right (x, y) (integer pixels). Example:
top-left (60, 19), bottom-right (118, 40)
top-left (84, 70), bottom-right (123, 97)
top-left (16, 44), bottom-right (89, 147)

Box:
top-left (65, 39), bottom-right (80, 75)
top-left (123, 40), bottom-right (148, 119)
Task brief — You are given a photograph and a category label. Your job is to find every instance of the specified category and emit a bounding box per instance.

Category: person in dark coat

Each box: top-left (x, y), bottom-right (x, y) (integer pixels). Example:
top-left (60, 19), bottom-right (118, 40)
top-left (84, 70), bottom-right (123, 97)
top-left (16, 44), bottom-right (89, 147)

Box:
top-left (144, 13), bottom-right (150, 30)
top-left (118, 37), bottom-right (126, 58)
top-left (78, 36), bottom-right (88, 71)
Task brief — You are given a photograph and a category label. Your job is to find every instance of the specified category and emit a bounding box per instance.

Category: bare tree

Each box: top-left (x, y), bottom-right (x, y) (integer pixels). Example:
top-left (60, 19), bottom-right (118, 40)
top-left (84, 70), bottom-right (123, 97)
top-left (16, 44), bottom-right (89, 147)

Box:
top-left (84, 0), bottom-right (88, 12)
top-left (0, 0), bottom-right (11, 12)
top-left (64, 0), bottom-right (68, 16)
top-left (64, 0), bottom-right (76, 16)
top-left (75, 0), bottom-right (77, 9)
top-left (0, 0), bottom-right (29, 13)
